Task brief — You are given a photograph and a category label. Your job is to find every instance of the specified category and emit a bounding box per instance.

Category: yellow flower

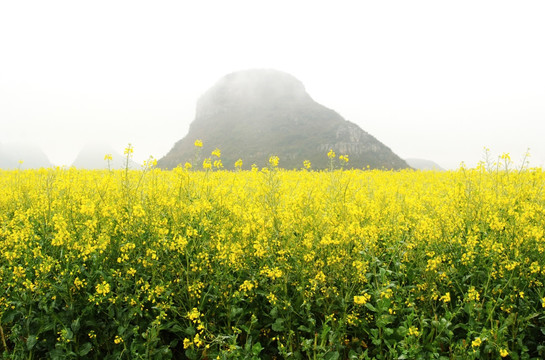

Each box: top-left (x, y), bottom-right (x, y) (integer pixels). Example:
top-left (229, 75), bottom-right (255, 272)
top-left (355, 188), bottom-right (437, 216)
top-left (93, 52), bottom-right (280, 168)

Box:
top-left (74, 277), bottom-right (86, 290)
top-left (440, 292), bottom-right (451, 303)
top-left (214, 159), bottom-right (223, 169)
top-left (96, 281), bottom-right (111, 296)
top-left (239, 280), bottom-right (256, 293)
top-left (184, 162), bottom-right (192, 170)
top-left (327, 149), bottom-right (336, 159)
top-left (267, 292), bottom-right (278, 305)
top-left (124, 144), bottom-right (134, 155)
top-left (211, 148), bottom-right (221, 158)
top-left (471, 337), bottom-right (482, 348)
top-left (269, 155), bottom-right (279, 167)
top-left (114, 335), bottom-right (123, 344)
top-left (380, 288), bottom-right (393, 299)
top-left (235, 159), bottom-right (243, 169)
top-left (354, 293), bottom-right (371, 305)
top-left (542, 297), bottom-right (545, 308)
top-left (194, 139), bottom-right (203, 147)
top-left (408, 326), bottom-right (419, 337)
top-left (339, 154), bottom-right (349, 163)
top-left (104, 154), bottom-right (112, 161)
top-left (193, 333), bottom-right (204, 348)
top-left (499, 348), bottom-right (509, 357)
top-left (183, 338), bottom-right (192, 349)
top-left (467, 286), bottom-right (480, 302)
top-left (303, 160), bottom-right (311, 169)
top-left (202, 158), bottom-right (212, 170)
top-left (187, 308), bottom-right (201, 322)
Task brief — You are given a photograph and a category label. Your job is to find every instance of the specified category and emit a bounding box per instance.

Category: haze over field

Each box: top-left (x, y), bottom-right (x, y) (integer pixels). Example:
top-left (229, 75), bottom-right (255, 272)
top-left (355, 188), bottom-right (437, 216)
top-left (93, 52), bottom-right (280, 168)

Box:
top-left (1, 1), bottom-right (544, 169)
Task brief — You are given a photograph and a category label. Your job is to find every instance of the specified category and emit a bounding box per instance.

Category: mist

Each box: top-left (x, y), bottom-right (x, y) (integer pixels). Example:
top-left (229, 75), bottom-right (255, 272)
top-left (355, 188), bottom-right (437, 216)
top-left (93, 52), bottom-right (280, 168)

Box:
top-left (1, 1), bottom-right (544, 169)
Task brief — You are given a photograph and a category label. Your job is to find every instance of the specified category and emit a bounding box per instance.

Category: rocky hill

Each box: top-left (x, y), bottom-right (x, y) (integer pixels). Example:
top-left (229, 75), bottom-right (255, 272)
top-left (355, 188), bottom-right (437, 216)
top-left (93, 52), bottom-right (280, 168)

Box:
top-left (158, 69), bottom-right (409, 170)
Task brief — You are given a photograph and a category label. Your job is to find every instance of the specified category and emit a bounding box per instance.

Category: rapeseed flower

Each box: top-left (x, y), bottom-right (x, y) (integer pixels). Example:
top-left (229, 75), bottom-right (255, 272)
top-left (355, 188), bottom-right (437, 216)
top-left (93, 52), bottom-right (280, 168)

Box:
top-left (467, 286), bottom-right (480, 302)
top-left (269, 155), bottom-right (279, 167)
top-left (96, 281), bottom-right (111, 296)
top-left (211, 148), bottom-right (221, 158)
top-left (354, 293), bottom-right (371, 305)
top-left (440, 292), bottom-right (451, 303)
top-left (408, 326), bottom-right (419, 337)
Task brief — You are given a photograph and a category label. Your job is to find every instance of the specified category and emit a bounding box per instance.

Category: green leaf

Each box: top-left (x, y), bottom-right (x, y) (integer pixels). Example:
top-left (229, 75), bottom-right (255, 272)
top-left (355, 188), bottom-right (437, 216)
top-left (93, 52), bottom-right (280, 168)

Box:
top-left (298, 325), bottom-right (312, 333)
top-left (365, 303), bottom-right (377, 312)
top-left (272, 318), bottom-right (285, 332)
top-left (252, 342), bottom-right (263, 355)
top-left (71, 318), bottom-right (81, 333)
top-left (27, 335), bottom-right (38, 351)
top-left (2, 309), bottom-right (17, 323)
top-left (230, 306), bottom-right (243, 317)
top-left (79, 342), bottom-right (93, 356)
top-left (185, 348), bottom-right (198, 360)
top-left (185, 326), bottom-right (196, 336)
top-left (47, 349), bottom-right (66, 360)
top-left (372, 338), bottom-right (382, 346)
top-left (324, 351), bottom-right (340, 360)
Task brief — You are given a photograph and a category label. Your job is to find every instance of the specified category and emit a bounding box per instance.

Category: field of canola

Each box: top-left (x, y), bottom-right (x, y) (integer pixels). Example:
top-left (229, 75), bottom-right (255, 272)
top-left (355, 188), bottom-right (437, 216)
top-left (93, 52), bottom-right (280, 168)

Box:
top-left (1, 154), bottom-right (545, 359)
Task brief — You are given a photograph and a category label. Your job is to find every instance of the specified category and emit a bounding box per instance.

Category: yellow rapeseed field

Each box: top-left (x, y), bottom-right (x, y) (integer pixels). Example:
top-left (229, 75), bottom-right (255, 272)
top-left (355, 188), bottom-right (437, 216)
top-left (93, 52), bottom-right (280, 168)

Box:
top-left (1, 148), bottom-right (544, 359)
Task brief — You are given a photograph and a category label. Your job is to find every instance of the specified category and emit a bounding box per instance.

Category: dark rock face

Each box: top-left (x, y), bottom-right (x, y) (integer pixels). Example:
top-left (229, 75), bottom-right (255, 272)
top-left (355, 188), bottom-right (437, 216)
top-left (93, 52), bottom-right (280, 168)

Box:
top-left (158, 69), bottom-right (409, 170)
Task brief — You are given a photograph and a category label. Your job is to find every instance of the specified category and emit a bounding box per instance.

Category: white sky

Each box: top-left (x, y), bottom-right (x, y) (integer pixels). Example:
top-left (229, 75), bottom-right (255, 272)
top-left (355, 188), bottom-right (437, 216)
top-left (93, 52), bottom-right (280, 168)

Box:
top-left (1, 0), bottom-right (544, 169)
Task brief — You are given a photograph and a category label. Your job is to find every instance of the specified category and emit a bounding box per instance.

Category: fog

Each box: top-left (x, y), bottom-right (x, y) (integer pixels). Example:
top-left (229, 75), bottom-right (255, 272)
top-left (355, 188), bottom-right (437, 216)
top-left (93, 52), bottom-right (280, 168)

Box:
top-left (1, 1), bottom-right (544, 169)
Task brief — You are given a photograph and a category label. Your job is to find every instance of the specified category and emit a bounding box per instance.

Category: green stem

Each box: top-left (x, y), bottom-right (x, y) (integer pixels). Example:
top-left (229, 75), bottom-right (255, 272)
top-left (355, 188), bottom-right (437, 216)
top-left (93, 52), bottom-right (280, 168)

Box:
top-left (0, 323), bottom-right (8, 353)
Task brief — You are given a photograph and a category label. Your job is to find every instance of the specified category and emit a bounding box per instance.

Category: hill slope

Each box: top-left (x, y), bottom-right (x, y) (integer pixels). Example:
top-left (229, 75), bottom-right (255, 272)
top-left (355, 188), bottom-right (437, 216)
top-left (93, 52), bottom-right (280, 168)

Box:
top-left (158, 69), bottom-right (409, 170)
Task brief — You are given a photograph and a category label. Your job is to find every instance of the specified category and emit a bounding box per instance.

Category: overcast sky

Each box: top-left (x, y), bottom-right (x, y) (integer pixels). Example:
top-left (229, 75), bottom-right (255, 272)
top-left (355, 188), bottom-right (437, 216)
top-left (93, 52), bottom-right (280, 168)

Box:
top-left (1, 0), bottom-right (544, 169)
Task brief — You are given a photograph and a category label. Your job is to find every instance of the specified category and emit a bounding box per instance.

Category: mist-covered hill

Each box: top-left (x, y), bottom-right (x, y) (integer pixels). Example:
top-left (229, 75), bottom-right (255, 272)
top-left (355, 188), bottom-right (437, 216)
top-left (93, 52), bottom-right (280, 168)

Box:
top-left (158, 69), bottom-right (410, 170)
top-left (405, 158), bottom-right (445, 171)
top-left (71, 142), bottom-right (139, 169)
top-left (0, 142), bottom-right (52, 169)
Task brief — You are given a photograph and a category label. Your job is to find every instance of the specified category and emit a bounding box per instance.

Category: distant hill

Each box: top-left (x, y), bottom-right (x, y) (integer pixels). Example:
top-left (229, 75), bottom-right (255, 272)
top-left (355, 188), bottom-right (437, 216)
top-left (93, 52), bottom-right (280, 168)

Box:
top-left (405, 158), bottom-right (444, 171)
top-left (0, 142), bottom-right (51, 169)
top-left (158, 69), bottom-right (410, 170)
top-left (72, 142), bottom-right (138, 169)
